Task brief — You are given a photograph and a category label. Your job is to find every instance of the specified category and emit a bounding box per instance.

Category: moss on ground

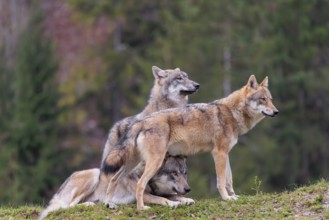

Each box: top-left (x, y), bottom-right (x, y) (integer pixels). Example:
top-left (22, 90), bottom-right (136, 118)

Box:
top-left (1, 179), bottom-right (328, 219)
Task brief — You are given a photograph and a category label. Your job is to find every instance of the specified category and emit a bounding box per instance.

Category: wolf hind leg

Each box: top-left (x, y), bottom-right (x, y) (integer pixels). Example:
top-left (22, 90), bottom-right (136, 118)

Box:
top-left (104, 156), bottom-right (140, 208)
top-left (104, 167), bottom-right (124, 209)
top-left (136, 146), bottom-right (167, 210)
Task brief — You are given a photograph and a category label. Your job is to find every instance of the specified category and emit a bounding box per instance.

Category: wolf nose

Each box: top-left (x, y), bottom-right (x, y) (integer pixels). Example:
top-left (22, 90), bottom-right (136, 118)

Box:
top-left (194, 84), bottom-right (200, 89)
top-left (274, 110), bottom-right (279, 115)
top-left (184, 187), bottom-right (191, 193)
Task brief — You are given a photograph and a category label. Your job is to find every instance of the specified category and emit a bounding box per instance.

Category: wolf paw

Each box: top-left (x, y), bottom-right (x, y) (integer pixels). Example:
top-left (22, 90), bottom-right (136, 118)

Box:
top-left (223, 195), bottom-right (238, 201)
top-left (138, 205), bottom-right (151, 211)
top-left (167, 200), bottom-right (181, 208)
top-left (82, 202), bottom-right (95, 206)
top-left (228, 191), bottom-right (239, 199)
top-left (106, 202), bottom-right (117, 209)
top-left (231, 194), bottom-right (239, 200)
top-left (180, 197), bottom-right (195, 205)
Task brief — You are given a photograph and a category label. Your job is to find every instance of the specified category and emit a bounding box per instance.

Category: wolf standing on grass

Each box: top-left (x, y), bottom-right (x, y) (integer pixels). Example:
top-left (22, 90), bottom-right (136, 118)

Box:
top-left (105, 75), bottom-right (279, 210)
top-left (39, 66), bottom-right (199, 219)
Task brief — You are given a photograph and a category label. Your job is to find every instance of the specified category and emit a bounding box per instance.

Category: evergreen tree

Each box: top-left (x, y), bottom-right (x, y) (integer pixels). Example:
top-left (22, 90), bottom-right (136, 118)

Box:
top-left (1, 9), bottom-right (61, 204)
top-left (0, 48), bottom-right (17, 203)
top-left (68, 0), bottom-right (329, 196)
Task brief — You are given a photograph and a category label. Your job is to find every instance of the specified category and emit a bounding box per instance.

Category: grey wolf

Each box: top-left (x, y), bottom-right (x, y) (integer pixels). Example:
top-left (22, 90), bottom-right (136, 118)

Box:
top-left (105, 75), bottom-right (279, 210)
top-left (39, 66), bottom-right (198, 219)
top-left (99, 66), bottom-right (199, 208)
top-left (101, 66), bottom-right (200, 166)
top-left (38, 156), bottom-right (193, 220)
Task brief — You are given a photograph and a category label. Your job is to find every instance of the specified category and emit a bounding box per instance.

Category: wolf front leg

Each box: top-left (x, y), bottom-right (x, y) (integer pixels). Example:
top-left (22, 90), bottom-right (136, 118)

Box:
top-left (225, 157), bottom-right (239, 199)
top-left (166, 195), bottom-right (195, 205)
top-left (143, 193), bottom-right (181, 208)
top-left (211, 146), bottom-right (237, 201)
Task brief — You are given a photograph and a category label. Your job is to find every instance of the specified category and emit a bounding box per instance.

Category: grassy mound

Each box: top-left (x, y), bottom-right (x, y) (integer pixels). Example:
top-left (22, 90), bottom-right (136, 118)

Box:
top-left (1, 179), bottom-right (328, 219)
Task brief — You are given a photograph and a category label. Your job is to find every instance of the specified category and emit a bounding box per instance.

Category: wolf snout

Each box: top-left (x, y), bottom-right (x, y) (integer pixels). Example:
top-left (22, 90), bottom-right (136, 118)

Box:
top-left (192, 82), bottom-right (200, 91)
top-left (184, 186), bottom-right (191, 193)
top-left (194, 83), bottom-right (200, 90)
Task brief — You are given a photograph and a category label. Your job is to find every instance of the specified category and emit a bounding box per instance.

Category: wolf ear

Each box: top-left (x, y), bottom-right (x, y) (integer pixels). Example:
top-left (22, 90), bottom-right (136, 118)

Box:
top-left (152, 66), bottom-right (167, 78)
top-left (247, 75), bottom-right (258, 89)
top-left (260, 76), bottom-right (269, 87)
top-left (175, 68), bottom-right (181, 71)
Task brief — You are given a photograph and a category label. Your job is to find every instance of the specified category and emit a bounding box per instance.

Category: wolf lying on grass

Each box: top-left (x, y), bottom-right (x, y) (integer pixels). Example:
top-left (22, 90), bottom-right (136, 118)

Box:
top-left (104, 75), bottom-right (279, 210)
top-left (39, 155), bottom-right (193, 220)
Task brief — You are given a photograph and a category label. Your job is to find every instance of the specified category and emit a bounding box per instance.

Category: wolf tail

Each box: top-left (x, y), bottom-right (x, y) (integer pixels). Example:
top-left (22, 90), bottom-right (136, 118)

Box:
top-left (101, 123), bottom-right (142, 175)
top-left (38, 200), bottom-right (62, 220)
top-left (38, 169), bottom-right (100, 220)
top-left (101, 147), bottom-right (129, 174)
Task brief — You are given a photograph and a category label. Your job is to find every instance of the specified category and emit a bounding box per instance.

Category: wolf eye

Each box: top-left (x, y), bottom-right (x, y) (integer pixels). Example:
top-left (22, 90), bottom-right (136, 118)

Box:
top-left (176, 76), bottom-right (183, 80)
top-left (172, 171), bottom-right (178, 176)
top-left (261, 97), bottom-right (267, 102)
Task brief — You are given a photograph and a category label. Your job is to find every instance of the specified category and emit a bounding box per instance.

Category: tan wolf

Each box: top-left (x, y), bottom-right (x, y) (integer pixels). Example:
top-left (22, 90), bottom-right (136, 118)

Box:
top-left (39, 66), bottom-right (199, 219)
top-left (105, 75), bottom-right (279, 210)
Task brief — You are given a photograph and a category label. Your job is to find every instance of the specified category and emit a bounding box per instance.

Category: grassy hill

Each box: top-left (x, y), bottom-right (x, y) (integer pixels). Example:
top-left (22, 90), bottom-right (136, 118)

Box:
top-left (1, 180), bottom-right (328, 219)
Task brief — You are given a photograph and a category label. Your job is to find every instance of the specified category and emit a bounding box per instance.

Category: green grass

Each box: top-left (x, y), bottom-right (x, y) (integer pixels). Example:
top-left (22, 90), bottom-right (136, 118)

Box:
top-left (1, 180), bottom-right (328, 219)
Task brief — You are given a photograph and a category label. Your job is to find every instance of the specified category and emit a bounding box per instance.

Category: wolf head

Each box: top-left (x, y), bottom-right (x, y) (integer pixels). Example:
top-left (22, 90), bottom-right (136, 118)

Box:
top-left (152, 66), bottom-right (199, 103)
top-left (245, 75), bottom-right (279, 117)
top-left (148, 156), bottom-right (191, 196)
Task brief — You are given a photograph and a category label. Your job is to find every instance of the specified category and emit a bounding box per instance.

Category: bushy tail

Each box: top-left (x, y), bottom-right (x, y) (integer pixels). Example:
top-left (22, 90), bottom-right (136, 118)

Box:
top-left (38, 199), bottom-right (62, 220)
top-left (38, 169), bottom-right (100, 220)
top-left (101, 124), bottom-right (142, 175)
top-left (101, 147), bottom-right (129, 174)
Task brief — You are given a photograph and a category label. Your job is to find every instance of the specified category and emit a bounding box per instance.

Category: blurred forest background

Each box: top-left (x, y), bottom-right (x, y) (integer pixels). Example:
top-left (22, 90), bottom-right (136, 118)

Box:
top-left (1, 0), bottom-right (329, 205)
